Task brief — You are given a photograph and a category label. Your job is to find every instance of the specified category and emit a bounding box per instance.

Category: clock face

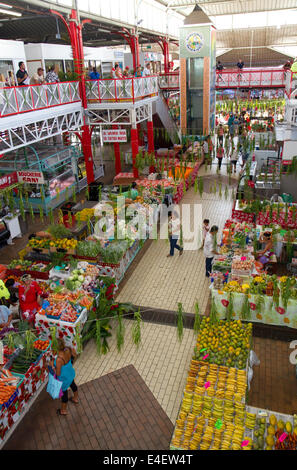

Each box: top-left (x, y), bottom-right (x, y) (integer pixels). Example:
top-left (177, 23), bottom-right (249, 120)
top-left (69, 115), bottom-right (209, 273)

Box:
top-left (185, 32), bottom-right (204, 53)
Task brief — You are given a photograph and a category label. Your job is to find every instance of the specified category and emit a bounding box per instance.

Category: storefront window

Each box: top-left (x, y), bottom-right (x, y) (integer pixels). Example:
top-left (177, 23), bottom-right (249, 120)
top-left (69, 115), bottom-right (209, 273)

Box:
top-left (65, 60), bottom-right (74, 73)
top-left (44, 60), bottom-right (64, 74)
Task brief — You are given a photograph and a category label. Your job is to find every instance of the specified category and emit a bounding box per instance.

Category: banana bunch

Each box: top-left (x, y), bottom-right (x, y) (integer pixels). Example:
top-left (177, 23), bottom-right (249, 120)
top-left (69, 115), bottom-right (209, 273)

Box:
top-left (221, 422), bottom-right (234, 450)
top-left (192, 394), bottom-right (204, 414)
top-left (181, 391), bottom-right (193, 413)
top-left (245, 412), bottom-right (257, 430)
top-left (202, 396), bottom-right (213, 418)
top-left (231, 425), bottom-right (245, 450)
top-left (213, 398), bottom-right (224, 419)
top-left (223, 400), bottom-right (235, 422)
top-left (185, 376), bottom-right (196, 392)
top-left (200, 425), bottom-right (214, 450)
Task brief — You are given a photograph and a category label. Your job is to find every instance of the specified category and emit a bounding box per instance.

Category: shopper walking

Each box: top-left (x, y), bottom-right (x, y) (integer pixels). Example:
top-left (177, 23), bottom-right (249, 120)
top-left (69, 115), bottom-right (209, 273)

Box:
top-left (217, 143), bottom-right (224, 171)
top-left (203, 226), bottom-right (219, 278)
top-left (16, 62), bottom-right (30, 86)
top-left (217, 124), bottom-right (224, 145)
top-left (51, 338), bottom-right (79, 416)
top-left (167, 211), bottom-right (183, 257)
top-left (230, 145), bottom-right (239, 173)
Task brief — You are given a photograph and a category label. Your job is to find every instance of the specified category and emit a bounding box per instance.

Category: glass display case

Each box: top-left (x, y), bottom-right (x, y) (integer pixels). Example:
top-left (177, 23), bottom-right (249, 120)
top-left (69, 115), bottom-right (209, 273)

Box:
top-left (0, 144), bottom-right (82, 215)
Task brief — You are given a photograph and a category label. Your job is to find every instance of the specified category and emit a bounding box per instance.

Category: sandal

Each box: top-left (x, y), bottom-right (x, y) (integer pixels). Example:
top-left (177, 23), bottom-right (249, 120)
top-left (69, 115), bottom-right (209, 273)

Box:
top-left (56, 409), bottom-right (67, 416)
top-left (69, 397), bottom-right (79, 405)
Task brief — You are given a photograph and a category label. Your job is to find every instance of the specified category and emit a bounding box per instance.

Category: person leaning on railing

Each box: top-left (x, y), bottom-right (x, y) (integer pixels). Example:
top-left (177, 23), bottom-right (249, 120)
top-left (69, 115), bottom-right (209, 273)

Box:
top-left (16, 61), bottom-right (30, 86)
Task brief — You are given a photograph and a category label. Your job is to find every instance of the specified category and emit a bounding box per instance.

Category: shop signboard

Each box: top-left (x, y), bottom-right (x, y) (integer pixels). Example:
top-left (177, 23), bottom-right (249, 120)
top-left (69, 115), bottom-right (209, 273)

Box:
top-left (102, 129), bottom-right (127, 143)
top-left (0, 172), bottom-right (18, 189)
top-left (17, 171), bottom-right (45, 184)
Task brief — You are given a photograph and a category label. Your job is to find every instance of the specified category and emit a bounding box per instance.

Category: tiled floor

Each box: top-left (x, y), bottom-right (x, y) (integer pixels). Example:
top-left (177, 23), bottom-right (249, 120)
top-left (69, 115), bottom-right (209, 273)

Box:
top-left (75, 319), bottom-right (196, 423)
top-left (3, 365), bottom-right (174, 450)
top-left (116, 164), bottom-right (239, 314)
top-left (248, 337), bottom-right (297, 415)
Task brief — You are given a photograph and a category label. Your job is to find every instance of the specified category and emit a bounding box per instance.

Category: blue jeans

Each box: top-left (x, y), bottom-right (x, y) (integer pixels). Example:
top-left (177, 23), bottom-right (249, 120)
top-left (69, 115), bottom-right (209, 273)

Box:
top-left (205, 257), bottom-right (213, 277)
top-left (169, 236), bottom-right (182, 256)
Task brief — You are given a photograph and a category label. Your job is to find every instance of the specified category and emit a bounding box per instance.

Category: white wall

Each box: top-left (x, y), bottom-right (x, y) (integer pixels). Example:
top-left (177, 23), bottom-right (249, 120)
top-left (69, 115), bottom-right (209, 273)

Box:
top-left (0, 39), bottom-right (26, 76)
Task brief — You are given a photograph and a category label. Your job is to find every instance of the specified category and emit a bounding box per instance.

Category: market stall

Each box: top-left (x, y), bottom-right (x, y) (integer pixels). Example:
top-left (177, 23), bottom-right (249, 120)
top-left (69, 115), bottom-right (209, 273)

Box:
top-left (0, 334), bottom-right (51, 447)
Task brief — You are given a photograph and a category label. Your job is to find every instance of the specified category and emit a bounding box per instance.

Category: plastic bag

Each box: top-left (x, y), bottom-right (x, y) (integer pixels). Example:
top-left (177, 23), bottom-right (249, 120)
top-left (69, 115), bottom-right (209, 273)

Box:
top-left (47, 371), bottom-right (63, 400)
top-left (249, 350), bottom-right (260, 367)
top-left (247, 366), bottom-right (253, 390)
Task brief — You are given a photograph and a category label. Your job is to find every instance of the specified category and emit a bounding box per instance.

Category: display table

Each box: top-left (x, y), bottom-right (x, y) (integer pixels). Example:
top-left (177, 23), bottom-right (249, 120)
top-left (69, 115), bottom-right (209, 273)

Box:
top-left (232, 200), bottom-right (255, 224)
top-left (97, 239), bottom-right (143, 289)
top-left (35, 308), bottom-right (88, 352)
top-left (0, 348), bottom-right (50, 447)
top-left (211, 287), bottom-right (297, 329)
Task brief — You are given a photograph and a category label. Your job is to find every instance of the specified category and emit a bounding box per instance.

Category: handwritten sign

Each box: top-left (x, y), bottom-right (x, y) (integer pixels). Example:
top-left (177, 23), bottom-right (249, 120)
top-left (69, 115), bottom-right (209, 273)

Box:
top-left (204, 381), bottom-right (210, 389)
top-left (215, 419), bottom-right (222, 429)
top-left (17, 171), bottom-right (44, 184)
top-left (241, 440), bottom-right (249, 447)
top-left (200, 348), bottom-right (207, 353)
top-left (279, 432), bottom-right (287, 443)
top-left (202, 354), bottom-right (209, 360)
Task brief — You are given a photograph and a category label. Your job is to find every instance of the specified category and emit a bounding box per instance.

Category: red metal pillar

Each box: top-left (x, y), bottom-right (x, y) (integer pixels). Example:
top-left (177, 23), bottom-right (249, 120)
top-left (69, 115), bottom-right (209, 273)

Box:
top-left (147, 120), bottom-right (155, 173)
top-left (112, 125), bottom-right (122, 175)
top-left (131, 127), bottom-right (139, 179)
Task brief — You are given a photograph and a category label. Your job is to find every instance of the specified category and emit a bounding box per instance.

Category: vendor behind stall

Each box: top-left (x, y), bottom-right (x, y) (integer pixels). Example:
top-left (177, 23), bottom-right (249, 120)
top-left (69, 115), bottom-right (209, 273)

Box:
top-left (121, 182), bottom-right (139, 203)
top-left (257, 229), bottom-right (275, 265)
top-left (18, 274), bottom-right (43, 325)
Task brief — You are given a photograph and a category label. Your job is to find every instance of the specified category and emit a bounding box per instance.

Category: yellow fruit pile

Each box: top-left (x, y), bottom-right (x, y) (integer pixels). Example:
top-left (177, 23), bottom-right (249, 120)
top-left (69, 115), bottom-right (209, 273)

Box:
top-left (196, 319), bottom-right (252, 370)
top-left (50, 238), bottom-right (78, 250)
top-left (75, 208), bottom-right (94, 222)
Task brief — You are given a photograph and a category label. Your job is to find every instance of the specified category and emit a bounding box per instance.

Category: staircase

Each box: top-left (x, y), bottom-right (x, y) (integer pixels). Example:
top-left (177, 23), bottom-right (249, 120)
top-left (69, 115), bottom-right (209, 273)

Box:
top-left (152, 93), bottom-right (180, 145)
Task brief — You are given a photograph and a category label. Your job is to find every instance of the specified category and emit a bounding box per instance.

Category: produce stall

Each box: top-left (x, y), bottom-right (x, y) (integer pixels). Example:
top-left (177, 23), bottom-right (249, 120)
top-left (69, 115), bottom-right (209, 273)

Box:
top-left (0, 334), bottom-right (51, 447)
top-left (211, 275), bottom-right (297, 328)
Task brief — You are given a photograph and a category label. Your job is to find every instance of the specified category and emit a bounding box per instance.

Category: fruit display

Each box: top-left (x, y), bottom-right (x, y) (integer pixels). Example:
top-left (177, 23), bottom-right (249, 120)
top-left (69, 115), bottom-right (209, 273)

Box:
top-left (33, 340), bottom-right (50, 351)
top-left (7, 260), bottom-right (52, 273)
top-left (49, 238), bottom-right (78, 251)
top-left (248, 410), bottom-right (297, 450)
top-left (231, 256), bottom-right (254, 274)
top-left (75, 208), bottom-right (95, 222)
top-left (195, 319), bottom-right (252, 369)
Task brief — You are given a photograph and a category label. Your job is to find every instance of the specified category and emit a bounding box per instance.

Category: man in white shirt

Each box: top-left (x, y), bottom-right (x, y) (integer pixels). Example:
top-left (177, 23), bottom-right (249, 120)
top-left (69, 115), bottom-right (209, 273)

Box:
top-left (167, 211), bottom-right (183, 257)
top-left (143, 63), bottom-right (151, 77)
top-left (203, 225), bottom-right (219, 277)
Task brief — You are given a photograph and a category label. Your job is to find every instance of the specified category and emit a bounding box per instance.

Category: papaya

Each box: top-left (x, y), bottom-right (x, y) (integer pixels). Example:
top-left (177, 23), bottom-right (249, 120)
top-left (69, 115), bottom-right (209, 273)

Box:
top-left (285, 421), bottom-right (292, 433)
top-left (277, 420), bottom-right (284, 430)
top-left (267, 425), bottom-right (275, 435)
top-left (266, 435), bottom-right (274, 447)
top-left (269, 414), bottom-right (277, 426)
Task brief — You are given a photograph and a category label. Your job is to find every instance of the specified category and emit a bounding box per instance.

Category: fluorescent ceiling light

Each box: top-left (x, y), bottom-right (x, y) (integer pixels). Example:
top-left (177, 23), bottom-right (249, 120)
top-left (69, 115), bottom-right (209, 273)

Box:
top-left (0, 3), bottom-right (12, 8)
top-left (0, 8), bottom-right (21, 16)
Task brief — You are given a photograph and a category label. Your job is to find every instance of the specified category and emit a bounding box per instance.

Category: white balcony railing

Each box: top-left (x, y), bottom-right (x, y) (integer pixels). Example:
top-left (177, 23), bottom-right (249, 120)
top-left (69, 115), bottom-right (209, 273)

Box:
top-left (216, 68), bottom-right (286, 89)
top-left (0, 81), bottom-right (81, 117)
top-left (158, 72), bottom-right (180, 90)
top-left (85, 76), bottom-right (158, 104)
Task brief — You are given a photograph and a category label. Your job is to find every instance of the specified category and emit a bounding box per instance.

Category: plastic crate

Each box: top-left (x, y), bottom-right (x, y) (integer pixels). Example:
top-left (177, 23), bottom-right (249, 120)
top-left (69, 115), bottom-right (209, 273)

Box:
top-left (33, 339), bottom-right (51, 354)
top-left (45, 313), bottom-right (61, 320)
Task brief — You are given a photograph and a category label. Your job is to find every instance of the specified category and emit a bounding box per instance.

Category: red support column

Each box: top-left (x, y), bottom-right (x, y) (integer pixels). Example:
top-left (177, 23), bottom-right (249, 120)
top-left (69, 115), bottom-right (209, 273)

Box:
top-left (81, 124), bottom-right (94, 184)
top-left (112, 125), bottom-right (122, 175)
top-left (131, 127), bottom-right (139, 179)
top-left (147, 121), bottom-right (155, 173)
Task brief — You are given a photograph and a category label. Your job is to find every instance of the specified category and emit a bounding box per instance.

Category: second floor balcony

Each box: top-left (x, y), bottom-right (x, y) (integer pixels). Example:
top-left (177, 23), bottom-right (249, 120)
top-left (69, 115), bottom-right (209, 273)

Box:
top-left (85, 76), bottom-right (159, 105)
top-left (0, 81), bottom-right (81, 118)
top-left (216, 68), bottom-right (286, 89)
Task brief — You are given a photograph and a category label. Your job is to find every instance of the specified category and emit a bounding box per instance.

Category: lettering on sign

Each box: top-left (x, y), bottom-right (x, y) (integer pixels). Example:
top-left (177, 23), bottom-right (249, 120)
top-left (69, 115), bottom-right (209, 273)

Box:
top-left (17, 171), bottom-right (45, 184)
top-left (102, 129), bottom-right (127, 143)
